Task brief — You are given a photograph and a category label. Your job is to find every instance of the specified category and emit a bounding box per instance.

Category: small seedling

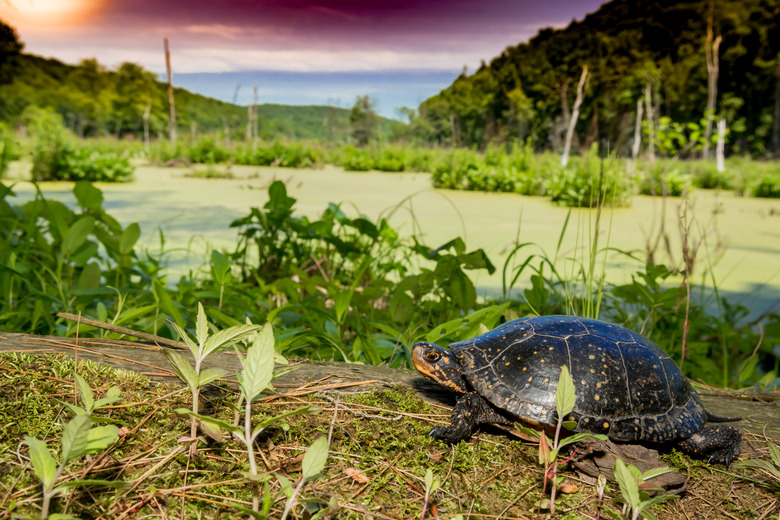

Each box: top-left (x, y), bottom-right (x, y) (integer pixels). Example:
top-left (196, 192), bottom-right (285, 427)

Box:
top-left (420, 468), bottom-right (441, 520)
top-left (733, 441), bottom-right (780, 494)
top-left (176, 324), bottom-right (321, 515)
top-left (164, 302), bottom-right (261, 454)
top-left (60, 372), bottom-right (122, 419)
top-left (608, 457), bottom-right (679, 520)
top-left (516, 365), bottom-right (607, 516)
top-left (24, 377), bottom-right (125, 519)
top-left (279, 434), bottom-right (330, 520)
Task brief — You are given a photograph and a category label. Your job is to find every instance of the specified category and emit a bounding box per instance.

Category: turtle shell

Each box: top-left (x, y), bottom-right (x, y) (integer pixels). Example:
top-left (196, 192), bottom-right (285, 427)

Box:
top-left (449, 315), bottom-right (707, 442)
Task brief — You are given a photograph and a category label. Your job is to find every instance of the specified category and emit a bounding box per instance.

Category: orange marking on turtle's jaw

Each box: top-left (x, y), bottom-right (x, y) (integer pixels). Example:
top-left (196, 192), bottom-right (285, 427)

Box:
top-left (412, 343), bottom-right (468, 393)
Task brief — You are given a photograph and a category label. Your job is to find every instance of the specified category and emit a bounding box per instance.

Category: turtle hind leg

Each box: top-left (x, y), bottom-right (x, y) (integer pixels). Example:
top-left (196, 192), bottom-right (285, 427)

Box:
top-left (429, 392), bottom-right (512, 443)
top-left (677, 425), bottom-right (741, 466)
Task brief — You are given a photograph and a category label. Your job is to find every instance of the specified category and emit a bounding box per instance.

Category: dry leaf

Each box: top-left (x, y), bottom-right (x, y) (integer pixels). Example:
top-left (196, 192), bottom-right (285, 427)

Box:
top-left (345, 467), bottom-right (368, 484)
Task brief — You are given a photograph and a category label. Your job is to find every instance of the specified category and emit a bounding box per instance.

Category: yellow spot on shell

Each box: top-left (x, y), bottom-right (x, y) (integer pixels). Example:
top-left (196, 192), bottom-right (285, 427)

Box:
top-left (603, 422), bottom-right (609, 429)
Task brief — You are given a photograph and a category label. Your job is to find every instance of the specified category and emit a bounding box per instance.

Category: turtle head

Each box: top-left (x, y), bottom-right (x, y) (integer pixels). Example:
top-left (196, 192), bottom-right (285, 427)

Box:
top-left (412, 342), bottom-right (469, 393)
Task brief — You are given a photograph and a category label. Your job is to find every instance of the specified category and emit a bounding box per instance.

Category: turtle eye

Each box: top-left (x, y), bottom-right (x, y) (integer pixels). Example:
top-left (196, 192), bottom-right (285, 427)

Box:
top-left (425, 350), bottom-right (442, 363)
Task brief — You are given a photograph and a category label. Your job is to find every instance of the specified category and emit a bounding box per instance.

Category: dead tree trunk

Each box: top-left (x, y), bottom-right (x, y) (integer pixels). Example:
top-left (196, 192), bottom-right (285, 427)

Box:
top-left (560, 66), bottom-right (588, 168)
top-left (252, 85), bottom-right (259, 150)
top-left (164, 38), bottom-right (176, 144)
top-left (716, 118), bottom-right (726, 172)
top-left (628, 98), bottom-right (644, 175)
top-left (143, 96), bottom-right (151, 156)
top-left (703, 5), bottom-right (722, 160)
top-left (644, 81), bottom-right (656, 163)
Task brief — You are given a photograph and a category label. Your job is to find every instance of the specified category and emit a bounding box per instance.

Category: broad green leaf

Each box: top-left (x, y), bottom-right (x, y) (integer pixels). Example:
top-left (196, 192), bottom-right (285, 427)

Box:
top-left (73, 181), bottom-right (103, 211)
top-left (239, 325), bottom-right (275, 402)
top-left (198, 367), bottom-right (227, 386)
top-left (77, 262), bottom-right (101, 290)
top-left (334, 290), bottom-right (353, 322)
top-left (555, 365), bottom-right (576, 419)
top-left (561, 420), bottom-right (578, 431)
top-left (106, 386), bottom-right (121, 399)
top-left (196, 302), bottom-right (209, 348)
top-left (24, 436), bottom-right (58, 487)
top-left (62, 216), bottom-right (94, 256)
top-left (769, 442), bottom-right (780, 468)
top-left (162, 350), bottom-right (199, 390)
top-left (168, 320), bottom-right (198, 356)
top-left (86, 425), bottom-right (120, 453)
top-left (641, 466), bottom-right (678, 481)
top-left (174, 409), bottom-right (243, 437)
top-left (61, 415), bottom-right (91, 463)
top-left (734, 459), bottom-right (780, 479)
top-left (277, 474), bottom-right (293, 499)
top-left (613, 458), bottom-right (641, 510)
top-left (74, 373), bottom-right (95, 412)
top-left (203, 323), bottom-right (262, 357)
top-left (154, 280), bottom-right (184, 327)
top-left (425, 468), bottom-right (441, 494)
top-left (514, 424), bottom-right (542, 440)
top-left (301, 435), bottom-right (329, 481)
top-left (211, 250), bottom-right (232, 284)
top-left (119, 222), bottom-right (141, 255)
top-left (558, 432), bottom-right (608, 447)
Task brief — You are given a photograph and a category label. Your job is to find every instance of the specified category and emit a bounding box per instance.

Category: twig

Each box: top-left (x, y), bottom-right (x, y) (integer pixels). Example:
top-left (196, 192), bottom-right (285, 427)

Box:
top-left (56, 312), bottom-right (188, 350)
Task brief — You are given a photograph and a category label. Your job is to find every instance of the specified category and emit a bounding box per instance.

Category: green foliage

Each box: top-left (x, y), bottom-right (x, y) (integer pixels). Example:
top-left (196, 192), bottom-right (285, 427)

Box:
top-left (734, 441), bottom-right (780, 495)
top-left (752, 172), bottom-right (780, 198)
top-left (610, 458), bottom-right (679, 520)
top-left (24, 377), bottom-right (124, 519)
top-left (350, 95), bottom-right (379, 147)
top-left (417, 0), bottom-right (780, 156)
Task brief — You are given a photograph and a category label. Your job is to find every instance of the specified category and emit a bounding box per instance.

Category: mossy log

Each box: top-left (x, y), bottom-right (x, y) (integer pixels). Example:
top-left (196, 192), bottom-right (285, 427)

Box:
top-left (1, 332), bottom-right (778, 444)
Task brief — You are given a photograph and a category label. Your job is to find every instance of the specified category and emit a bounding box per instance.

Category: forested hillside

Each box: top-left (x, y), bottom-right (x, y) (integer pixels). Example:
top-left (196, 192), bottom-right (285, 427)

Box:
top-left (417, 0), bottom-right (780, 157)
top-left (0, 21), bottom-right (393, 142)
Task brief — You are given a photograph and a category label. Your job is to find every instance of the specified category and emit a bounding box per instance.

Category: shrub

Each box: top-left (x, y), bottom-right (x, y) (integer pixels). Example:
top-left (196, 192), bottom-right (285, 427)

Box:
top-left (57, 145), bottom-right (134, 182)
top-left (638, 163), bottom-right (691, 197)
top-left (547, 147), bottom-right (629, 207)
top-left (753, 173), bottom-right (780, 198)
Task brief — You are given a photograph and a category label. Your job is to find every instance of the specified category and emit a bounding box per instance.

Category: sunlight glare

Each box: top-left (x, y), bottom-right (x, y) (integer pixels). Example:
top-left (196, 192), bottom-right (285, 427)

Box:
top-left (5, 0), bottom-right (105, 26)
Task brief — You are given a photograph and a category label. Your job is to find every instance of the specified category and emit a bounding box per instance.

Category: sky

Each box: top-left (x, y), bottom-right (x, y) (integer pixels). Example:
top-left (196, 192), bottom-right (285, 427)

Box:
top-left (1, 0), bottom-right (605, 118)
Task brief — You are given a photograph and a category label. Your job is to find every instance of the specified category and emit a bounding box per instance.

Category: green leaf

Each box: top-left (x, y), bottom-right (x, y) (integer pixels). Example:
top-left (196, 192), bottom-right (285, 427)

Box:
top-left (73, 181), bottom-right (103, 211)
top-left (769, 443), bottom-right (780, 468)
top-left (106, 386), bottom-right (121, 399)
top-left (119, 222), bottom-right (141, 255)
top-left (641, 466), bottom-right (678, 481)
top-left (555, 365), bottom-right (576, 419)
top-left (77, 262), bottom-right (101, 290)
top-left (558, 432), bottom-right (608, 447)
top-left (174, 409), bottom-right (243, 438)
top-left (85, 425), bottom-right (120, 453)
top-left (734, 459), bottom-right (780, 479)
top-left (514, 424), bottom-right (542, 440)
top-left (211, 250), bottom-right (232, 284)
top-left (62, 216), bottom-right (94, 256)
top-left (162, 350), bottom-right (199, 390)
top-left (24, 436), bottom-right (58, 487)
top-left (561, 420), bottom-right (578, 431)
top-left (61, 415), bottom-right (92, 463)
top-left (252, 406), bottom-right (322, 441)
top-left (239, 325), bottom-right (275, 402)
top-left (203, 323), bottom-right (262, 357)
top-left (154, 279), bottom-right (184, 328)
top-left (168, 320), bottom-right (198, 357)
top-left (301, 435), bottom-right (329, 481)
top-left (198, 367), bottom-right (227, 386)
top-left (196, 302), bottom-right (209, 349)
top-left (613, 457), bottom-right (641, 510)
top-left (74, 373), bottom-right (95, 413)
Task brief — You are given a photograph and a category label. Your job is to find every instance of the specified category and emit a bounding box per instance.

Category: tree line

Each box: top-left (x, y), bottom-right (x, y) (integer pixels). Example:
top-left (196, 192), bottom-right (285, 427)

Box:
top-left (412, 0), bottom-right (780, 157)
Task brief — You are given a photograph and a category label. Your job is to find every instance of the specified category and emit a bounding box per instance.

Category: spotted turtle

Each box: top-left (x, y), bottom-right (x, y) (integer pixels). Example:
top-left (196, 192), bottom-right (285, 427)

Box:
top-left (412, 315), bottom-right (741, 465)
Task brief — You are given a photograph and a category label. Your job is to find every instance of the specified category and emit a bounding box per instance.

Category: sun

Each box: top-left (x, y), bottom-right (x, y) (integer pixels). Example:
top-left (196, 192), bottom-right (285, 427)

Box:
top-left (4, 0), bottom-right (105, 27)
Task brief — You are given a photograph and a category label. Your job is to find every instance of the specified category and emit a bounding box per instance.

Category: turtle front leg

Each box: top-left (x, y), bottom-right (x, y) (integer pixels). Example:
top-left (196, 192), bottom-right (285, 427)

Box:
top-left (429, 392), bottom-right (511, 443)
top-left (677, 425), bottom-right (741, 466)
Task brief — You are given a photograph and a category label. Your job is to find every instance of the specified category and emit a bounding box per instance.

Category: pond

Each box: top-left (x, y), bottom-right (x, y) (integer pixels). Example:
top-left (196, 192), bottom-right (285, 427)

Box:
top-left (7, 162), bottom-right (780, 318)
